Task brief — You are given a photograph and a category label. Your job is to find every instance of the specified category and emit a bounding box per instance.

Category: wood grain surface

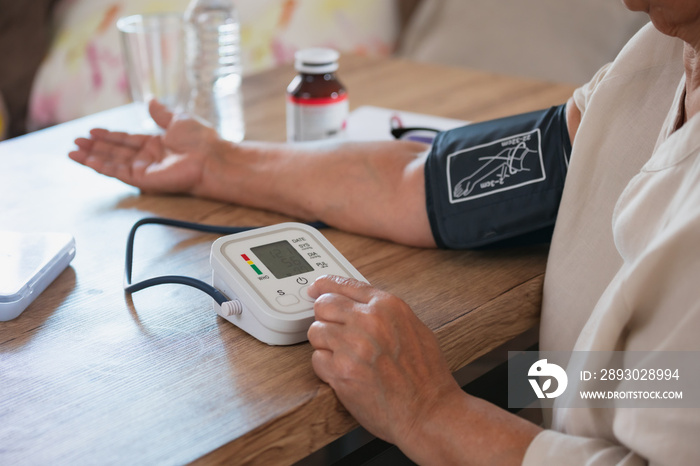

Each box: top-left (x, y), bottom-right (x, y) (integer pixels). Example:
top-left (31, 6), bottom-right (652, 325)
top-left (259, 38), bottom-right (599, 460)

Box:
top-left (0, 55), bottom-right (576, 465)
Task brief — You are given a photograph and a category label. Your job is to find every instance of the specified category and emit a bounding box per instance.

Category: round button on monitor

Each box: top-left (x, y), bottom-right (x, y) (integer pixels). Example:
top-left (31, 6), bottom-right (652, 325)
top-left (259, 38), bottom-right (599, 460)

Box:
top-left (299, 285), bottom-right (314, 302)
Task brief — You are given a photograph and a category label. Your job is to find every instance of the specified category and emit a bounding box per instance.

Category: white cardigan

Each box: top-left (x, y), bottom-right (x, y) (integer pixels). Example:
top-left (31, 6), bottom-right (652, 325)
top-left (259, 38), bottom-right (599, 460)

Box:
top-left (526, 23), bottom-right (700, 465)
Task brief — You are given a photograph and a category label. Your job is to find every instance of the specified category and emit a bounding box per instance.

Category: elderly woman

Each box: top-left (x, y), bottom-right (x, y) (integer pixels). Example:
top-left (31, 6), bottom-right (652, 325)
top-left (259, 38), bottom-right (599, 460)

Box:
top-left (70, 0), bottom-right (700, 463)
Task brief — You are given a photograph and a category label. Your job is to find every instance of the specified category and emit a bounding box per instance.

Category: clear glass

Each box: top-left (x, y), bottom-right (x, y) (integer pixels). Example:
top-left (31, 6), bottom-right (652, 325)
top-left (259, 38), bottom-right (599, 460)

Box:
top-left (117, 13), bottom-right (187, 131)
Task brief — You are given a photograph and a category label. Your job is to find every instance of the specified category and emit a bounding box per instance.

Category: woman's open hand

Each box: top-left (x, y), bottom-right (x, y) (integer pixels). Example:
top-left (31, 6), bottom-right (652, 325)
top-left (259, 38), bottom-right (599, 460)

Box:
top-left (69, 100), bottom-right (221, 195)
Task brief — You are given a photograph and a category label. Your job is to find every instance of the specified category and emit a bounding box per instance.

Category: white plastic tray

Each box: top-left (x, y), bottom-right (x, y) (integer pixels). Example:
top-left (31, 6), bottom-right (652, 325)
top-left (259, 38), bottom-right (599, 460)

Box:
top-left (0, 231), bottom-right (76, 321)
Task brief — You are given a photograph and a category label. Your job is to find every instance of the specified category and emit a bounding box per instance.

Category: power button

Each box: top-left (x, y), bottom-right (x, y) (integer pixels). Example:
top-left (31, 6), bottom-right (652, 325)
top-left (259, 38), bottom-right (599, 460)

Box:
top-left (299, 285), bottom-right (314, 302)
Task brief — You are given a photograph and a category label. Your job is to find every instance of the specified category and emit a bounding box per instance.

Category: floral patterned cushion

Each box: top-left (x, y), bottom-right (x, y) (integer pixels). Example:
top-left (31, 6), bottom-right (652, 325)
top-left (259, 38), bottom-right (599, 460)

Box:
top-left (28, 0), bottom-right (400, 130)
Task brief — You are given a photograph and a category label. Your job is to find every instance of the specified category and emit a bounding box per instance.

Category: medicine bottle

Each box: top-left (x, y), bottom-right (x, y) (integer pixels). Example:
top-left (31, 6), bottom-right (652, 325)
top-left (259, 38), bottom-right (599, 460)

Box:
top-left (286, 48), bottom-right (348, 142)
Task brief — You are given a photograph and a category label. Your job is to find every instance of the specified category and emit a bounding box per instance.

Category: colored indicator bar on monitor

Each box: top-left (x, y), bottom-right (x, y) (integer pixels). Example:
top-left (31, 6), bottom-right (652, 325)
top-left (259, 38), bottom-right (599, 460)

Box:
top-left (241, 254), bottom-right (263, 275)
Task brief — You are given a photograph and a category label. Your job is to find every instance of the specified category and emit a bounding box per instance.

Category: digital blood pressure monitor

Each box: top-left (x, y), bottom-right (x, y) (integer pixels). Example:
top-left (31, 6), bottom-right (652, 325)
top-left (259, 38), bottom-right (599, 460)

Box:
top-left (210, 222), bottom-right (367, 345)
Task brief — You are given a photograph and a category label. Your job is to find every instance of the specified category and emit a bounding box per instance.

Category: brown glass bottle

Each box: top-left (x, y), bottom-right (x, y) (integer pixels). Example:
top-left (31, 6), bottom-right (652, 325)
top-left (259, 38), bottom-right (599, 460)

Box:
top-left (286, 48), bottom-right (348, 142)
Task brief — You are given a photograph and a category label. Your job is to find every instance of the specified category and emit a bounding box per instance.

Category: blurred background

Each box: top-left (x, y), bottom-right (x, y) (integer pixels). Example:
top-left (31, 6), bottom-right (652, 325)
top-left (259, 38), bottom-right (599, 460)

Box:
top-left (0, 0), bottom-right (647, 140)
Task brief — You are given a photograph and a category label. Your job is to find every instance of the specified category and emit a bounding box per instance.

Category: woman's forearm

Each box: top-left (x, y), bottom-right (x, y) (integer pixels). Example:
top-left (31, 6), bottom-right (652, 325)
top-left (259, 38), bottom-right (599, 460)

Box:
top-left (399, 389), bottom-right (541, 466)
top-left (195, 139), bottom-right (436, 247)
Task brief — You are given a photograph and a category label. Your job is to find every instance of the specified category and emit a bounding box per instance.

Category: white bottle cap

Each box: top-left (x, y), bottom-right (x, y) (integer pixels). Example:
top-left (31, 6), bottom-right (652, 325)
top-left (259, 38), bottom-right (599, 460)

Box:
top-left (294, 48), bottom-right (339, 74)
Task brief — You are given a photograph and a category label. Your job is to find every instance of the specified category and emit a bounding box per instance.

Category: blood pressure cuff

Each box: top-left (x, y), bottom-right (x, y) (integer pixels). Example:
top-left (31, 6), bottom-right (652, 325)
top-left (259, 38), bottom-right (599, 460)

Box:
top-left (425, 104), bottom-right (571, 249)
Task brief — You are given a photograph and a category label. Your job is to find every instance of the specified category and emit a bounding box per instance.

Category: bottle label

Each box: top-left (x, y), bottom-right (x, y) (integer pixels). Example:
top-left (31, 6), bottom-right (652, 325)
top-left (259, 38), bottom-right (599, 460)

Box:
top-left (286, 95), bottom-right (349, 142)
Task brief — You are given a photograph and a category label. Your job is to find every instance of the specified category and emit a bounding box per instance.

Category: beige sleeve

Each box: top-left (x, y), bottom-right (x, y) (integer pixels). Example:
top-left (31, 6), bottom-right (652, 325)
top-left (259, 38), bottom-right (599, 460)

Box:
top-left (572, 62), bottom-right (613, 116)
top-left (523, 430), bottom-right (645, 466)
top-left (524, 167), bottom-right (700, 465)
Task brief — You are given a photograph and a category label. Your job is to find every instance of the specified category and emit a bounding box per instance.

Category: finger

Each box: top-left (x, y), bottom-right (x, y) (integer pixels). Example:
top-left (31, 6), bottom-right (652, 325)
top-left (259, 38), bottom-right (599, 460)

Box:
top-left (149, 99), bottom-right (174, 129)
top-left (307, 320), bottom-right (342, 350)
top-left (313, 291), bottom-right (359, 324)
top-left (311, 349), bottom-right (335, 384)
top-left (79, 150), bottom-right (127, 177)
top-left (74, 137), bottom-right (94, 150)
top-left (93, 160), bottom-right (120, 179)
top-left (88, 128), bottom-right (110, 138)
top-left (89, 128), bottom-right (148, 149)
top-left (85, 140), bottom-right (139, 166)
top-left (71, 139), bottom-right (98, 164)
top-left (68, 149), bottom-right (88, 164)
top-left (308, 275), bottom-right (374, 303)
top-left (82, 153), bottom-right (108, 174)
top-left (99, 131), bottom-right (149, 150)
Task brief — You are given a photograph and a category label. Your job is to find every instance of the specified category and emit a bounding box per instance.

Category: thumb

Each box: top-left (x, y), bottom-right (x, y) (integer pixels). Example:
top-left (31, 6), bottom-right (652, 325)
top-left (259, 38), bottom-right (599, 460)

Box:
top-left (308, 275), bottom-right (374, 303)
top-left (148, 99), bottom-right (174, 129)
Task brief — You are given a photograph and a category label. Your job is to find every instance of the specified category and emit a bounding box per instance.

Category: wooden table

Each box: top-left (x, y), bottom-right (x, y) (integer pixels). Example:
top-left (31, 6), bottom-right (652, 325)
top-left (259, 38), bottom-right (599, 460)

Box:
top-left (0, 55), bottom-right (576, 465)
